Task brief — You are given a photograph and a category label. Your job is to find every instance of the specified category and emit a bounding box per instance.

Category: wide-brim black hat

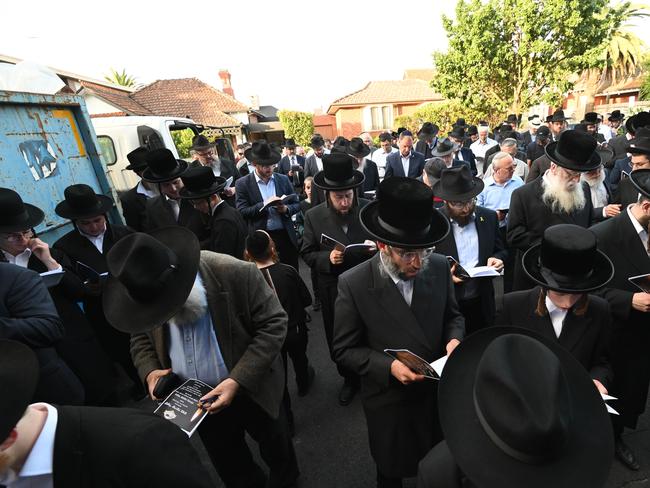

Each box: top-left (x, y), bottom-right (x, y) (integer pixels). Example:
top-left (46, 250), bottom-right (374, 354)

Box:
top-left (432, 166), bottom-right (484, 201)
top-left (625, 136), bottom-right (650, 156)
top-left (142, 149), bottom-right (189, 183)
top-left (360, 177), bottom-right (450, 249)
top-left (544, 130), bottom-right (601, 172)
top-left (179, 166), bottom-right (227, 200)
top-left (609, 110), bottom-right (624, 122)
top-left (418, 122), bottom-right (439, 136)
top-left (347, 137), bottom-right (371, 158)
top-left (522, 224), bottom-right (614, 293)
top-left (0, 188), bottom-right (45, 233)
top-left (249, 140), bottom-right (281, 166)
top-left (0, 340), bottom-right (39, 441)
top-left (549, 109), bottom-right (570, 122)
top-left (630, 168), bottom-right (650, 198)
top-left (103, 226), bottom-right (200, 334)
top-left (190, 134), bottom-right (213, 151)
top-left (55, 184), bottom-right (113, 220)
top-left (440, 327), bottom-right (614, 488)
top-left (313, 152), bottom-right (365, 191)
top-left (282, 138), bottom-right (297, 148)
top-left (432, 138), bottom-right (458, 157)
top-left (125, 147), bottom-right (149, 172)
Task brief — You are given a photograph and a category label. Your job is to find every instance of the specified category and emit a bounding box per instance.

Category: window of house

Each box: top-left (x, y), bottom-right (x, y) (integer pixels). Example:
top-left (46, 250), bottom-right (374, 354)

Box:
top-left (366, 105), bottom-right (393, 131)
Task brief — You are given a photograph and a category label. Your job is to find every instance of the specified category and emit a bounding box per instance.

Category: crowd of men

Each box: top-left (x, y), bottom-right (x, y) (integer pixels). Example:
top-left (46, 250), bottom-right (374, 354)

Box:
top-left (1, 107), bottom-right (649, 488)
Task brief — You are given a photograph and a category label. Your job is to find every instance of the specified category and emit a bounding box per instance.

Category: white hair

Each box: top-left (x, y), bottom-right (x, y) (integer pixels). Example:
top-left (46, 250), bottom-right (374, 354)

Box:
top-left (542, 171), bottom-right (586, 214)
top-left (477, 125), bottom-right (490, 133)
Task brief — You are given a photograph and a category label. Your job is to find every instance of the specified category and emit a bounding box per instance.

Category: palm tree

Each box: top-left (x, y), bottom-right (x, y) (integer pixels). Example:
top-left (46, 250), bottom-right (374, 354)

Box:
top-left (104, 68), bottom-right (137, 88)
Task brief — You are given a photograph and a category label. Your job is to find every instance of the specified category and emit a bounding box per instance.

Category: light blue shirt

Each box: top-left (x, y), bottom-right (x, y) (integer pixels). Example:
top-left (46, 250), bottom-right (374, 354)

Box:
top-left (167, 276), bottom-right (228, 386)
top-left (477, 175), bottom-right (524, 227)
top-left (451, 215), bottom-right (480, 300)
top-left (255, 172), bottom-right (283, 231)
top-left (6, 403), bottom-right (58, 488)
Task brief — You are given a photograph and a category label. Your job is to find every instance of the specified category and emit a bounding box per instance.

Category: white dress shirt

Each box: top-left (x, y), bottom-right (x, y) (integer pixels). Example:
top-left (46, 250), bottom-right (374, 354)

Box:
top-left (79, 228), bottom-right (106, 253)
top-left (627, 205), bottom-right (650, 255)
top-left (373, 147), bottom-right (398, 179)
top-left (400, 155), bottom-right (411, 177)
top-left (166, 196), bottom-right (181, 222)
top-left (5, 403), bottom-right (58, 488)
top-left (2, 248), bottom-right (32, 268)
top-left (136, 180), bottom-right (157, 198)
top-left (545, 296), bottom-right (568, 339)
top-left (470, 138), bottom-right (498, 159)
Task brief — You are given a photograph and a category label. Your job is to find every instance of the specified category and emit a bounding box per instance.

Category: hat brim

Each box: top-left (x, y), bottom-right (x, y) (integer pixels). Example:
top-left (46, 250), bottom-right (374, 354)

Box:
top-left (125, 163), bottom-right (147, 172)
top-left (439, 327), bottom-right (614, 488)
top-left (432, 144), bottom-right (458, 157)
top-left (102, 226), bottom-right (200, 334)
top-left (521, 244), bottom-right (614, 293)
top-left (625, 142), bottom-right (650, 157)
top-left (348, 145), bottom-right (370, 158)
top-left (544, 141), bottom-right (602, 172)
top-left (190, 143), bottom-right (213, 151)
top-left (360, 201), bottom-right (450, 249)
top-left (630, 169), bottom-right (650, 198)
top-left (54, 195), bottom-right (113, 220)
top-left (179, 181), bottom-right (227, 200)
top-left (0, 203), bottom-right (44, 233)
top-left (313, 170), bottom-right (365, 191)
top-left (249, 150), bottom-right (281, 166)
top-left (432, 177), bottom-right (484, 202)
top-left (141, 160), bottom-right (189, 183)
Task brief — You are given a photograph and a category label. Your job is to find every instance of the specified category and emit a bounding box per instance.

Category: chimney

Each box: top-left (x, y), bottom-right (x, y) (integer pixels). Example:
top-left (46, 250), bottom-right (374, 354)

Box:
top-left (218, 69), bottom-right (234, 98)
top-left (250, 95), bottom-right (260, 111)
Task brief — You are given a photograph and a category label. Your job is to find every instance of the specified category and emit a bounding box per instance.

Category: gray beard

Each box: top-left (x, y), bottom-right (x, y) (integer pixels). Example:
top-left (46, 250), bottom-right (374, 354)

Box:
top-left (542, 174), bottom-right (586, 214)
top-left (168, 275), bottom-right (208, 326)
top-left (378, 249), bottom-right (430, 281)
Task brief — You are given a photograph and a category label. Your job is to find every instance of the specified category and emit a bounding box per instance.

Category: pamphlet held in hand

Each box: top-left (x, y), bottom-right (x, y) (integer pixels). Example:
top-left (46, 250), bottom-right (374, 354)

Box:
top-left (320, 234), bottom-right (377, 253)
top-left (629, 273), bottom-right (650, 293)
top-left (384, 349), bottom-right (442, 380)
top-left (154, 379), bottom-right (215, 436)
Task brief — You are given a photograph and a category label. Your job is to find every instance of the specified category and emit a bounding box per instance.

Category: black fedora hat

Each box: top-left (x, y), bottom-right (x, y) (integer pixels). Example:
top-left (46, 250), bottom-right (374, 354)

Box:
top-left (431, 138), bottom-right (458, 157)
top-left (190, 134), bottom-right (213, 151)
top-left (249, 140), bottom-right (281, 166)
top-left (448, 125), bottom-right (465, 140)
top-left (454, 118), bottom-right (467, 128)
top-left (418, 122), bottom-right (439, 137)
top-left (282, 138), bottom-right (297, 148)
top-left (466, 125), bottom-right (478, 136)
top-left (522, 224), bottom-right (613, 294)
top-left (347, 137), bottom-right (371, 158)
top-left (313, 152), bottom-right (365, 191)
top-left (625, 135), bottom-right (650, 156)
top-left (360, 177), bottom-right (450, 249)
top-left (125, 147), bottom-right (149, 172)
top-left (432, 166), bottom-right (484, 202)
top-left (630, 111), bottom-right (650, 133)
top-left (630, 168), bottom-right (650, 198)
top-left (0, 188), bottom-right (44, 233)
top-left (544, 130), bottom-right (601, 172)
top-left (536, 125), bottom-right (551, 140)
top-left (506, 113), bottom-right (518, 124)
top-left (549, 109), bottom-right (570, 122)
top-left (310, 135), bottom-right (325, 149)
top-left (103, 226), bottom-right (200, 334)
top-left (142, 149), bottom-right (189, 183)
top-left (581, 112), bottom-right (600, 125)
top-left (55, 184), bottom-right (113, 220)
top-left (608, 110), bottom-right (624, 122)
top-left (440, 327), bottom-right (613, 488)
top-left (0, 340), bottom-right (39, 441)
top-left (179, 166), bottom-right (227, 200)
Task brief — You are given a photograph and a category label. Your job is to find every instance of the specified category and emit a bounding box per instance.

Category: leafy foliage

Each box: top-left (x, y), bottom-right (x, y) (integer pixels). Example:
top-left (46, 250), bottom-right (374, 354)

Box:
top-left (171, 129), bottom-right (195, 159)
top-left (393, 100), bottom-right (501, 135)
top-left (432, 0), bottom-right (625, 115)
top-left (277, 110), bottom-right (314, 147)
top-left (104, 68), bottom-right (137, 87)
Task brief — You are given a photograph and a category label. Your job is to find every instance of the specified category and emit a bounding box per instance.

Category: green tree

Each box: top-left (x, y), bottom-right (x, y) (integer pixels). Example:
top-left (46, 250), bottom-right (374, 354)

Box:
top-left (171, 128), bottom-right (195, 159)
top-left (394, 100), bottom-right (501, 135)
top-left (104, 68), bottom-right (137, 87)
top-left (640, 53), bottom-right (650, 100)
top-left (432, 0), bottom-right (625, 115)
top-left (277, 110), bottom-right (314, 147)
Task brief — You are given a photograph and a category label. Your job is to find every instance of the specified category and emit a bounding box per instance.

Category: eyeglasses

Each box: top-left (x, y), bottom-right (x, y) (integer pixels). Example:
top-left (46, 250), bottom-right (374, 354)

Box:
top-left (390, 246), bottom-right (435, 262)
top-left (497, 165), bottom-right (515, 173)
top-left (560, 167), bottom-right (581, 180)
top-left (447, 198), bottom-right (476, 209)
top-left (1, 229), bottom-right (34, 243)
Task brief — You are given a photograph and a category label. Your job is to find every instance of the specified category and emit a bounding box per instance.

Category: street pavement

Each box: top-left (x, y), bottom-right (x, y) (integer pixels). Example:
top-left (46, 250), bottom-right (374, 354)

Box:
top-left (135, 262), bottom-right (650, 487)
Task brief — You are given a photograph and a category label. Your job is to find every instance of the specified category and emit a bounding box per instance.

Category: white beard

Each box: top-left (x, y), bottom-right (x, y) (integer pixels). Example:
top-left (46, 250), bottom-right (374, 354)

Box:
top-left (542, 173), bottom-right (586, 214)
top-left (581, 171), bottom-right (608, 208)
top-left (168, 275), bottom-right (208, 326)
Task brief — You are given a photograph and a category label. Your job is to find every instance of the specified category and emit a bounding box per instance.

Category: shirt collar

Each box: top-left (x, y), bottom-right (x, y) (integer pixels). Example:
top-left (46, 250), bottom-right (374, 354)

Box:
top-left (450, 213), bottom-right (476, 226)
top-left (2, 247), bottom-right (31, 263)
top-left (18, 403), bottom-right (57, 478)
top-left (255, 172), bottom-right (274, 185)
top-left (136, 180), bottom-right (157, 198)
top-left (626, 204), bottom-right (646, 236)
top-left (79, 227), bottom-right (106, 242)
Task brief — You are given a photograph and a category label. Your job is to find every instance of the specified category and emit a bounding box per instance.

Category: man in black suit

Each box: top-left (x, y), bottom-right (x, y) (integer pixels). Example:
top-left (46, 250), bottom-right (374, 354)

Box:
top-left (432, 167), bottom-right (506, 334)
top-left (53, 184), bottom-right (139, 393)
top-left (0, 340), bottom-right (213, 488)
top-left (591, 169), bottom-right (650, 471)
top-left (141, 148), bottom-right (208, 240)
top-left (348, 137), bottom-right (380, 193)
top-left (613, 132), bottom-right (650, 207)
top-left (304, 135), bottom-right (327, 178)
top-left (448, 126), bottom-right (478, 175)
top-left (333, 177), bottom-right (464, 487)
top-left (414, 123), bottom-right (439, 160)
top-left (179, 166), bottom-right (247, 259)
top-left (385, 131), bottom-right (426, 179)
top-left (301, 152), bottom-right (376, 406)
top-left (188, 134), bottom-right (239, 202)
top-left (235, 140), bottom-right (301, 270)
top-left (118, 147), bottom-right (158, 231)
top-left (508, 130), bottom-right (599, 290)
top-left (581, 163), bottom-right (620, 222)
top-left (276, 138), bottom-right (306, 192)
top-left (520, 115), bottom-right (542, 148)
top-left (526, 125), bottom-right (551, 169)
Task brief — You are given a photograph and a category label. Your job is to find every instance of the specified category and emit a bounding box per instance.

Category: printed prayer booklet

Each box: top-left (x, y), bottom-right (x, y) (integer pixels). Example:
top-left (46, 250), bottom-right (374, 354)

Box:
top-left (259, 194), bottom-right (298, 213)
top-left (320, 234), bottom-right (377, 253)
top-left (384, 349), bottom-right (443, 380)
top-left (76, 261), bottom-right (109, 285)
top-left (154, 379), bottom-right (214, 437)
top-left (629, 273), bottom-right (650, 293)
top-left (224, 176), bottom-right (234, 189)
top-left (39, 269), bottom-right (65, 288)
top-left (446, 256), bottom-right (501, 278)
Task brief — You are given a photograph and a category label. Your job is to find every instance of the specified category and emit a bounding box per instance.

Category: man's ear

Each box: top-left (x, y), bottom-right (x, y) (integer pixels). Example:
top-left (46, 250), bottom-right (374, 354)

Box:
top-left (0, 429), bottom-right (18, 451)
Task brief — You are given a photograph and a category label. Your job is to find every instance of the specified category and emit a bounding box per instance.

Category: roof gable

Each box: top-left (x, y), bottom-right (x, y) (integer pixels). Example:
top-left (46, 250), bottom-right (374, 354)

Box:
top-left (79, 81), bottom-right (153, 116)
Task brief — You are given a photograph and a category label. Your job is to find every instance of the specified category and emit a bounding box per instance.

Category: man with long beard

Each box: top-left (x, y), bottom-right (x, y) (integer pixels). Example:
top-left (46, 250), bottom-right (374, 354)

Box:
top-left (300, 152), bottom-right (376, 405)
top-left (508, 130), bottom-right (600, 290)
top-left (581, 163), bottom-right (620, 222)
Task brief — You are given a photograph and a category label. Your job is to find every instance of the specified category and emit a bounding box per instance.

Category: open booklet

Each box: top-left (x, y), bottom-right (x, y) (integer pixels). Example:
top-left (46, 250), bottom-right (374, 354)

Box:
top-left (39, 269), bottom-right (65, 288)
top-left (629, 273), bottom-right (650, 293)
top-left (154, 379), bottom-right (215, 437)
top-left (601, 393), bottom-right (620, 416)
top-left (76, 261), bottom-right (109, 284)
top-left (320, 234), bottom-right (377, 253)
top-left (446, 256), bottom-right (501, 279)
top-left (259, 194), bottom-right (298, 213)
top-left (384, 349), bottom-right (447, 380)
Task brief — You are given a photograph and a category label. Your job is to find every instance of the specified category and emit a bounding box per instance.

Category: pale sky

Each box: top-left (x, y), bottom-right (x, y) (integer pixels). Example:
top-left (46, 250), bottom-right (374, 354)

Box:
top-left (2, 0), bottom-right (650, 113)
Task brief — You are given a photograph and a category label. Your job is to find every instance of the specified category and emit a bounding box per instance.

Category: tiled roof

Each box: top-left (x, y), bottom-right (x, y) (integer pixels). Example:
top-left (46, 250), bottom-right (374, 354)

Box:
top-left (131, 78), bottom-right (247, 127)
top-left (600, 76), bottom-right (643, 95)
top-left (403, 69), bottom-right (435, 82)
top-left (79, 81), bottom-right (153, 116)
top-left (328, 80), bottom-right (443, 113)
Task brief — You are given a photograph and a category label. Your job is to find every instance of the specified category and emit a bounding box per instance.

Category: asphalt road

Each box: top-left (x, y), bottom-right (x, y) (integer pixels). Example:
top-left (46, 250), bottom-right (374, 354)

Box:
top-left (136, 263), bottom-right (650, 488)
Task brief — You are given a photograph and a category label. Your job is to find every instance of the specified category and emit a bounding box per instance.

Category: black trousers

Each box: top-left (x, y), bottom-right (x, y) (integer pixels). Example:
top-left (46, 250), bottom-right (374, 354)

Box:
top-left (268, 229), bottom-right (299, 271)
top-left (310, 266), bottom-right (320, 302)
top-left (498, 226), bottom-right (515, 293)
top-left (281, 323), bottom-right (310, 424)
top-left (198, 395), bottom-right (299, 488)
top-left (319, 277), bottom-right (358, 384)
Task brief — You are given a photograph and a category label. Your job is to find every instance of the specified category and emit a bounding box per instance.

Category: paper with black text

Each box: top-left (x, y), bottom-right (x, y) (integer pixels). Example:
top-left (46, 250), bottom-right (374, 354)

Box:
top-left (154, 379), bottom-right (214, 436)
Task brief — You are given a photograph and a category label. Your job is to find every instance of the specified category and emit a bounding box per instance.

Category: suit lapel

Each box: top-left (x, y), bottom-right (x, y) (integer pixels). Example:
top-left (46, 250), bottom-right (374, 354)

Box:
top-left (248, 173), bottom-right (264, 203)
top-left (558, 311), bottom-right (589, 353)
top-left (615, 212), bottom-right (650, 275)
